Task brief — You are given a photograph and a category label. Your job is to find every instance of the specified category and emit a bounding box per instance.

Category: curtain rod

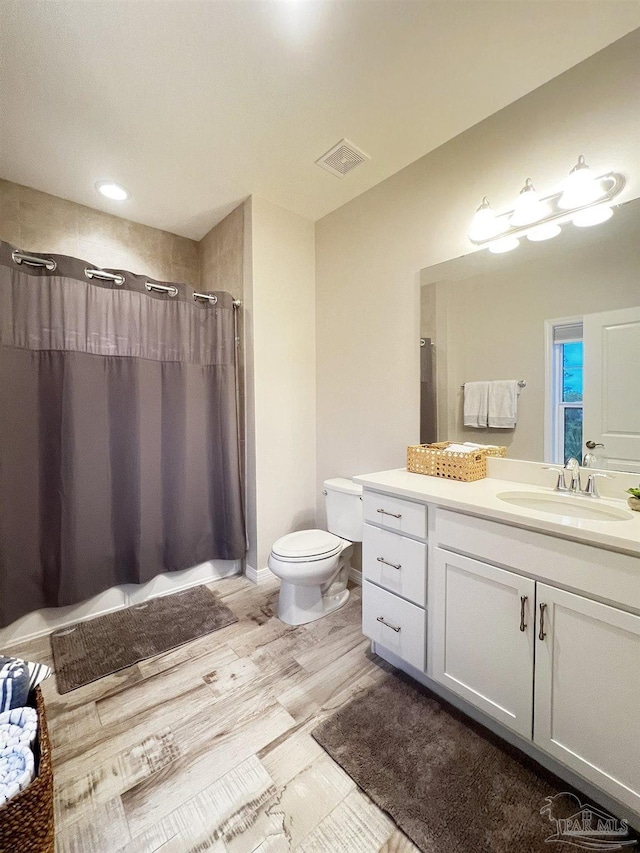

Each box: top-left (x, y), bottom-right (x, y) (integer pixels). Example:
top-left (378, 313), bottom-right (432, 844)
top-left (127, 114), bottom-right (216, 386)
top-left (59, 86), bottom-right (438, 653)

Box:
top-left (10, 250), bottom-right (243, 307)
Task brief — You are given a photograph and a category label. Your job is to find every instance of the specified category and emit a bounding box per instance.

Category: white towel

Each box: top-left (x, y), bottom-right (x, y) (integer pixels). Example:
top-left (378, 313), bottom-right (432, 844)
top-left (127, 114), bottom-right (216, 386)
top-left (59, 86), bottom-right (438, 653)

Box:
top-left (0, 744), bottom-right (35, 805)
top-left (445, 444), bottom-right (477, 454)
top-left (0, 707), bottom-right (38, 748)
top-left (463, 382), bottom-right (489, 428)
top-left (463, 442), bottom-right (499, 450)
top-left (488, 380), bottom-right (518, 428)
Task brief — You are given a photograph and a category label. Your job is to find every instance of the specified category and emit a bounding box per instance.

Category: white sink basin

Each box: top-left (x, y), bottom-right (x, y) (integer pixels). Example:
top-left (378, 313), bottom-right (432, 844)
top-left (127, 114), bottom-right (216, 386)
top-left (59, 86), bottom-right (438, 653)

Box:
top-left (496, 491), bottom-right (634, 522)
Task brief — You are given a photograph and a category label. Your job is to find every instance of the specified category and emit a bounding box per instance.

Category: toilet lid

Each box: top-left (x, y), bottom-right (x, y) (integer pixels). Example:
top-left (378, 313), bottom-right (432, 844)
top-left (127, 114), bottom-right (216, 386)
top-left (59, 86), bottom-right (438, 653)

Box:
top-left (272, 529), bottom-right (343, 560)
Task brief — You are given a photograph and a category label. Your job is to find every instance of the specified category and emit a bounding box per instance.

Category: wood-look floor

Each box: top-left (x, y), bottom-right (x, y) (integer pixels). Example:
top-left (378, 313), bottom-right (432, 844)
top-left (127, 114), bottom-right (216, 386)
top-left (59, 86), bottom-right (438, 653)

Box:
top-left (8, 577), bottom-right (420, 853)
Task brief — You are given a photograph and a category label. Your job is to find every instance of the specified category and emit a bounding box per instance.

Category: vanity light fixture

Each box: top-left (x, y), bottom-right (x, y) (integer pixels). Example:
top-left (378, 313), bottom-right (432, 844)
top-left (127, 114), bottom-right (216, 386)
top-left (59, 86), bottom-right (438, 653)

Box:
top-left (510, 179), bottom-right (548, 227)
top-left (558, 155), bottom-right (606, 210)
top-left (526, 222), bottom-right (562, 242)
top-left (469, 197), bottom-right (499, 242)
top-left (468, 155), bottom-right (624, 253)
top-left (571, 204), bottom-right (614, 228)
top-left (488, 236), bottom-right (519, 254)
top-left (95, 180), bottom-right (130, 201)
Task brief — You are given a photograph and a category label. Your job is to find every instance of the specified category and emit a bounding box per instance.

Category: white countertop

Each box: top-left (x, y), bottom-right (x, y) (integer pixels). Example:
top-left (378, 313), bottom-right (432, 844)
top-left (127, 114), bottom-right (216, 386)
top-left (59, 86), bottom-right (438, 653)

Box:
top-left (354, 468), bottom-right (640, 557)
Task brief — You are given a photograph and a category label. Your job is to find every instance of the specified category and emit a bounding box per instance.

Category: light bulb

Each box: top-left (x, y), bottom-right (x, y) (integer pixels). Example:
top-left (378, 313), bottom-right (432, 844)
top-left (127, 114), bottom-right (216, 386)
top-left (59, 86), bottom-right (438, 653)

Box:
top-left (572, 205), bottom-right (613, 227)
top-left (558, 156), bottom-right (606, 210)
top-left (526, 223), bottom-right (562, 242)
top-left (95, 180), bottom-right (130, 201)
top-left (510, 178), bottom-right (548, 227)
top-left (469, 197), bottom-right (499, 242)
top-left (488, 236), bottom-right (519, 254)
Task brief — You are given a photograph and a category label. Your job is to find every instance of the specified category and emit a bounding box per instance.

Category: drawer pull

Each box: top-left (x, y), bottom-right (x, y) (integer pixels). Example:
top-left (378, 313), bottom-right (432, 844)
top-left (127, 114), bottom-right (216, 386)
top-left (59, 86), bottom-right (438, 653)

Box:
top-left (376, 616), bottom-right (401, 633)
top-left (377, 508), bottom-right (402, 519)
top-left (377, 557), bottom-right (402, 570)
top-left (538, 603), bottom-right (547, 641)
top-left (519, 595), bottom-right (528, 632)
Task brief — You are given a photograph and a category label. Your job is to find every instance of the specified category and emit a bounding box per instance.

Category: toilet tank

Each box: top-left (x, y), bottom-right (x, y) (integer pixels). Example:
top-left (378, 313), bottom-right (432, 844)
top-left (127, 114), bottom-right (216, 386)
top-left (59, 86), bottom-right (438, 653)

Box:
top-left (324, 478), bottom-right (363, 542)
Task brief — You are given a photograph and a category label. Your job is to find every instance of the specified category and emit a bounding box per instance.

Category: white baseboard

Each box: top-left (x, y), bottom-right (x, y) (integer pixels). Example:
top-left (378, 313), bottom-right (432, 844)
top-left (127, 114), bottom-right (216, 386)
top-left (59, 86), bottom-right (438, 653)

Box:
top-left (349, 567), bottom-right (362, 585)
top-left (0, 559), bottom-right (241, 647)
top-left (245, 565), bottom-right (276, 584)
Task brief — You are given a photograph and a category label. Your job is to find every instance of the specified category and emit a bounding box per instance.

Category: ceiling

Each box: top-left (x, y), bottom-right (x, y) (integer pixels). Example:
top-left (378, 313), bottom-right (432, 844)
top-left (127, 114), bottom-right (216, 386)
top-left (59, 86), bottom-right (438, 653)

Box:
top-left (1, 1), bottom-right (639, 240)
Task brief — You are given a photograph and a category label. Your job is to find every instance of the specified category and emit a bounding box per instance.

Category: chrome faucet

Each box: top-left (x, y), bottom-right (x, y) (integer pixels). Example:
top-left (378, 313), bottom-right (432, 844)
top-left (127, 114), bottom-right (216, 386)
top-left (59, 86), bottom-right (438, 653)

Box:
top-left (564, 458), bottom-right (582, 493)
top-left (542, 460), bottom-right (614, 497)
top-left (582, 472), bottom-right (613, 498)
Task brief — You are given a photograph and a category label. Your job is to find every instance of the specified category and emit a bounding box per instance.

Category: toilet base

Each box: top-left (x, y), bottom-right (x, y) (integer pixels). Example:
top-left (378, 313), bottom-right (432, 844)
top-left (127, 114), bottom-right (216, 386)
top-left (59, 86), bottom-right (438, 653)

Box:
top-left (277, 581), bottom-right (350, 626)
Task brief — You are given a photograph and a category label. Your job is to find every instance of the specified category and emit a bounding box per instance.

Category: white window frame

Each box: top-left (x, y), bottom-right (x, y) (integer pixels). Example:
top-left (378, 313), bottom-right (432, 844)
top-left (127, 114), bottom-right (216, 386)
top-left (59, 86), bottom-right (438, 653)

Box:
top-left (544, 316), bottom-right (584, 465)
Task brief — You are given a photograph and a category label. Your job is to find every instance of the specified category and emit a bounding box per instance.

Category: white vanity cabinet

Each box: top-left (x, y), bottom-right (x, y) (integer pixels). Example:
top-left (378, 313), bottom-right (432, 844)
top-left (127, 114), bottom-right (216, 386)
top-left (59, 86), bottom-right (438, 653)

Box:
top-left (361, 492), bottom-right (428, 671)
top-left (534, 584), bottom-right (640, 813)
top-left (431, 549), bottom-right (535, 739)
top-left (358, 478), bottom-right (640, 820)
top-left (429, 514), bottom-right (640, 816)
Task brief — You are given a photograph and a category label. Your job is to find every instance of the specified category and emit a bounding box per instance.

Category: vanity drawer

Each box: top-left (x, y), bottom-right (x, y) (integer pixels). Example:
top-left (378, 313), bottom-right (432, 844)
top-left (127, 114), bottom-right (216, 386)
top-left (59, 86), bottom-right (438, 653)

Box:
top-left (362, 523), bottom-right (427, 606)
top-left (362, 581), bottom-right (426, 671)
top-left (363, 491), bottom-right (427, 539)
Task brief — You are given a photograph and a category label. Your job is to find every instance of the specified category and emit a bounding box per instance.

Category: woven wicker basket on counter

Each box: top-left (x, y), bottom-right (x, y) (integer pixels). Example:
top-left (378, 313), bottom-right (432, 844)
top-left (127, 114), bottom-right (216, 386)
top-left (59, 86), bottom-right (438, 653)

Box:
top-left (407, 441), bottom-right (506, 482)
top-left (0, 687), bottom-right (54, 853)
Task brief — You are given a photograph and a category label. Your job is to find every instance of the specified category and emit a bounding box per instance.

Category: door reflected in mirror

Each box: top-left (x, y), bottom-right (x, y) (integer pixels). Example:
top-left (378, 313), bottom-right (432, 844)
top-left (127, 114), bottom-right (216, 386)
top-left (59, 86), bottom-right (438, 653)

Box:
top-left (420, 196), bottom-right (640, 474)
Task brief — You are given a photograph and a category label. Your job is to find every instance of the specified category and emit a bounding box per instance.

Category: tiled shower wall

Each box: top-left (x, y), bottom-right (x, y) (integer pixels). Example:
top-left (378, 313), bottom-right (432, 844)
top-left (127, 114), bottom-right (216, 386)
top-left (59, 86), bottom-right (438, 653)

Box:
top-left (0, 178), bottom-right (200, 286)
top-left (199, 204), bottom-right (247, 506)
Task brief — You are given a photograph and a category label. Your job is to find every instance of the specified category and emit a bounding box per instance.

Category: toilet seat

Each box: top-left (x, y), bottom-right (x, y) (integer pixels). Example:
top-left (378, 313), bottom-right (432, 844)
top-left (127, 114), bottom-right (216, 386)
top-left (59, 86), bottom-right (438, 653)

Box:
top-left (271, 529), bottom-right (345, 562)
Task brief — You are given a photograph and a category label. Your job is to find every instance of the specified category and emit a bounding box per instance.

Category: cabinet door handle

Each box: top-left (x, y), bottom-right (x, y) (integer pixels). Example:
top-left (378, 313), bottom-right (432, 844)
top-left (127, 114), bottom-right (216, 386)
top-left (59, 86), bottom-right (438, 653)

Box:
top-left (538, 603), bottom-right (547, 641)
top-left (376, 508), bottom-right (402, 519)
top-left (377, 557), bottom-right (402, 570)
top-left (376, 616), bottom-right (401, 633)
top-left (520, 595), bottom-right (528, 632)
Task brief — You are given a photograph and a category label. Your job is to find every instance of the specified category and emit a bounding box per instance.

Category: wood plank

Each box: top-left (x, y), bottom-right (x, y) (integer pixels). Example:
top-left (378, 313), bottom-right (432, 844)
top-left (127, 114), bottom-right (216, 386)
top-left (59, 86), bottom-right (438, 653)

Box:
top-left (296, 789), bottom-right (395, 853)
top-left (122, 703), bottom-right (296, 837)
top-left (54, 729), bottom-right (180, 831)
top-left (96, 644), bottom-right (238, 726)
top-left (47, 701), bottom-right (102, 752)
top-left (259, 730), bottom-right (324, 789)
top-left (55, 796), bottom-right (131, 853)
top-left (259, 752), bottom-right (355, 849)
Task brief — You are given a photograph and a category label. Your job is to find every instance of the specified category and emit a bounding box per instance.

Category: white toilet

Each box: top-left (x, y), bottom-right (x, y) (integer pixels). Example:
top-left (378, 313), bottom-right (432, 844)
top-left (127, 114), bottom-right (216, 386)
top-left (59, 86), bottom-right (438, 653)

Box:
top-left (268, 478), bottom-right (363, 625)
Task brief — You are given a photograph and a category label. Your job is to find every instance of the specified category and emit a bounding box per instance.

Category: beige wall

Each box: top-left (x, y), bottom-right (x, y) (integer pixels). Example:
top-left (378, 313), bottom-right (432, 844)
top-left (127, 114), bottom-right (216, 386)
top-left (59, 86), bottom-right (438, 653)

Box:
top-left (421, 209), bottom-right (640, 461)
top-left (315, 29), bottom-right (640, 520)
top-left (0, 179), bottom-right (199, 285)
top-left (245, 197), bottom-right (316, 573)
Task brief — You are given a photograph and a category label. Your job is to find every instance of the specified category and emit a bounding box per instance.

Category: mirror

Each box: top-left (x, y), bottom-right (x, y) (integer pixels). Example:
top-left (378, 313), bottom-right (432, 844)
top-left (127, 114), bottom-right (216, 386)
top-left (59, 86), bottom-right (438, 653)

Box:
top-left (420, 196), bottom-right (640, 474)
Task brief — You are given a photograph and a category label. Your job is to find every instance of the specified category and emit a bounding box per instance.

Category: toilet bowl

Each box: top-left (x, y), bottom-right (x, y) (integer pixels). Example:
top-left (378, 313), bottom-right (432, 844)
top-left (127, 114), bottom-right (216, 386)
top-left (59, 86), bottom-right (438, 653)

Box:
top-left (268, 478), bottom-right (363, 626)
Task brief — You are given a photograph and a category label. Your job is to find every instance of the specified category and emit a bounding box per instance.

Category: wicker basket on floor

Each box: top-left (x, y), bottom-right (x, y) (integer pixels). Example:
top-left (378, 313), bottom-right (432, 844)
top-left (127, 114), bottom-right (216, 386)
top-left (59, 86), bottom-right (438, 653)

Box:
top-left (0, 687), bottom-right (54, 853)
top-left (407, 441), bottom-right (506, 482)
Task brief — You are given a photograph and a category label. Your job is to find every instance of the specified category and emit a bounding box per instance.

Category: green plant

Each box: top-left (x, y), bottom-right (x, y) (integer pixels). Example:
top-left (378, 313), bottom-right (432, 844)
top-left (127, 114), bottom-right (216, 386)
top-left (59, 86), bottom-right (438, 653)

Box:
top-left (627, 487), bottom-right (640, 498)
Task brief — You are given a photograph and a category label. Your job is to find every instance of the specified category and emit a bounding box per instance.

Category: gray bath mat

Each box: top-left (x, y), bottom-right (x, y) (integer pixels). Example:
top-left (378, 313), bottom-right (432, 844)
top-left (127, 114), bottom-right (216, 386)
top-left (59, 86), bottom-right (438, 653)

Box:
top-left (312, 671), bottom-right (638, 852)
top-left (50, 585), bottom-right (237, 693)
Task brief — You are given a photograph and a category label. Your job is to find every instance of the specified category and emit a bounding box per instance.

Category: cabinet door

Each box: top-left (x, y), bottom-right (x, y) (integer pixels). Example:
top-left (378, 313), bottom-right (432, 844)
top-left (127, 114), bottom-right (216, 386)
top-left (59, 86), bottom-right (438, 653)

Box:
top-left (534, 584), bottom-right (640, 814)
top-left (432, 548), bottom-right (535, 738)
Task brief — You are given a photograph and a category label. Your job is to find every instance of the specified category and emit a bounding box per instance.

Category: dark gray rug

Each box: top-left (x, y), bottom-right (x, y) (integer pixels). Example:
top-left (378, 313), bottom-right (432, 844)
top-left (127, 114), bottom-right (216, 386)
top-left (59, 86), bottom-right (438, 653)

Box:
top-left (312, 671), bottom-right (638, 852)
top-left (50, 586), bottom-right (237, 693)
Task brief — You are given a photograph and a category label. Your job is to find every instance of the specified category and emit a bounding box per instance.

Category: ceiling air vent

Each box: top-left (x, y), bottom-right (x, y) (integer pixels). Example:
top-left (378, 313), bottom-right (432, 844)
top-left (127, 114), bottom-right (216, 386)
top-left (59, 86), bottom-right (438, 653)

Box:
top-left (315, 139), bottom-right (370, 178)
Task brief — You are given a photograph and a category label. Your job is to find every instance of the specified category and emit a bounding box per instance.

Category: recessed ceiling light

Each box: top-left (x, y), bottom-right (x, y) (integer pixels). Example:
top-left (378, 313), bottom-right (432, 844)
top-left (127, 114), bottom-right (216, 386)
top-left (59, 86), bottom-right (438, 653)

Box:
top-left (95, 180), bottom-right (130, 201)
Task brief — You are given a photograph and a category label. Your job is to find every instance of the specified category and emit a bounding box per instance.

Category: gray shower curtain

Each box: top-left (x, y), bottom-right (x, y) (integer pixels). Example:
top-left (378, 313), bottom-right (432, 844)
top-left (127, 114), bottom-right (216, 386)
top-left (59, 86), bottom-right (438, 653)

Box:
top-left (0, 241), bottom-right (245, 628)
